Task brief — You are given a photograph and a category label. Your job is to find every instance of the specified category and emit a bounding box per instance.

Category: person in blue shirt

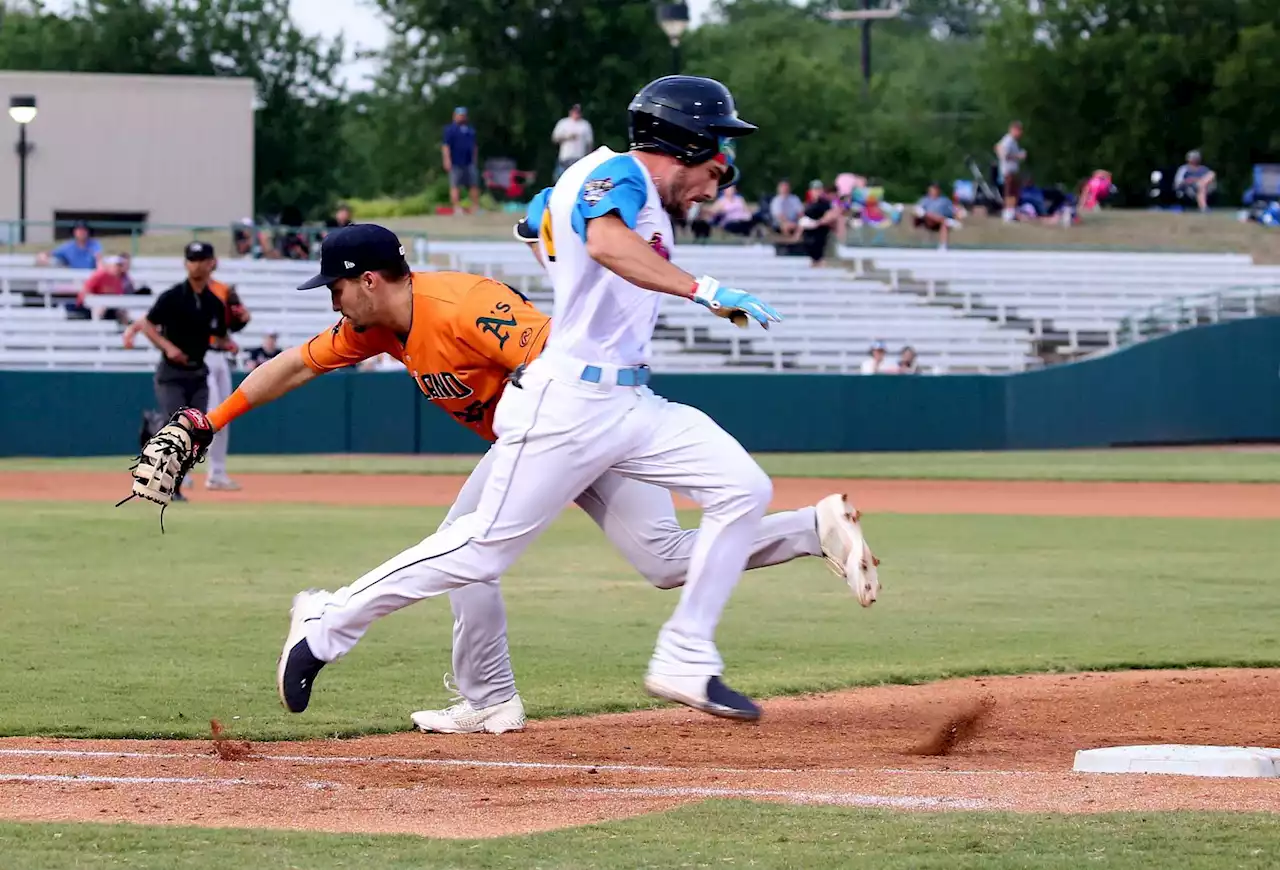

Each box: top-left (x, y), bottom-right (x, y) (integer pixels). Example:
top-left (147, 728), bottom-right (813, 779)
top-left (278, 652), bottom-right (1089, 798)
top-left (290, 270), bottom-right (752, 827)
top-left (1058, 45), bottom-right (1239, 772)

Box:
top-left (48, 220), bottom-right (103, 269)
top-left (442, 106), bottom-right (480, 214)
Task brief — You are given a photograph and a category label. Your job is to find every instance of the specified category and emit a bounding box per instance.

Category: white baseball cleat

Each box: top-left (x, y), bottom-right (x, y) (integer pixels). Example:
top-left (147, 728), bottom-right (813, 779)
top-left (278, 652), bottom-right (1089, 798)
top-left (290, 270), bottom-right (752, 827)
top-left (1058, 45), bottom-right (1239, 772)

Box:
top-left (816, 493), bottom-right (881, 607)
top-left (644, 673), bottom-right (761, 721)
top-left (411, 675), bottom-right (526, 734)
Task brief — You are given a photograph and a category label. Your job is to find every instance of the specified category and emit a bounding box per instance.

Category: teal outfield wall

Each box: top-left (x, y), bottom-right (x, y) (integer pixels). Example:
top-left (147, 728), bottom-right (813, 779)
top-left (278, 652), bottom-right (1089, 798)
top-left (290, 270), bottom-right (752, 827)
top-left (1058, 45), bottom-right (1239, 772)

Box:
top-left (1, 317), bottom-right (1277, 456)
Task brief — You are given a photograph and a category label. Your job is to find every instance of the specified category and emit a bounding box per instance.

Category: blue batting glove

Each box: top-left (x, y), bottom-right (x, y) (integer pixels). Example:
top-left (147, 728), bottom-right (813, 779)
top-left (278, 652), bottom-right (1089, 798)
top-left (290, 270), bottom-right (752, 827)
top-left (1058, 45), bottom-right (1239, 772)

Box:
top-left (691, 276), bottom-right (783, 330)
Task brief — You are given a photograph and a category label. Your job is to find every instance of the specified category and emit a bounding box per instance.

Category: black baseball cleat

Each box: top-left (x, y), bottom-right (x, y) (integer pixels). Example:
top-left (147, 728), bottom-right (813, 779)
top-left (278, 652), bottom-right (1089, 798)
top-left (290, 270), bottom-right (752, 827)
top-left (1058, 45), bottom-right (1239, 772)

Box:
top-left (277, 592), bottom-right (326, 713)
top-left (644, 674), bottom-right (762, 721)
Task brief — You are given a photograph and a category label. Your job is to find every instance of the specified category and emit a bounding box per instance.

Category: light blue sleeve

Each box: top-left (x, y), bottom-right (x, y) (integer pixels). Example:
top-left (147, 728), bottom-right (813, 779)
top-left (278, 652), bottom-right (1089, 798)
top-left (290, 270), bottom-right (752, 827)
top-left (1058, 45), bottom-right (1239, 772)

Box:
top-left (571, 155), bottom-right (648, 241)
top-left (524, 187), bottom-right (552, 227)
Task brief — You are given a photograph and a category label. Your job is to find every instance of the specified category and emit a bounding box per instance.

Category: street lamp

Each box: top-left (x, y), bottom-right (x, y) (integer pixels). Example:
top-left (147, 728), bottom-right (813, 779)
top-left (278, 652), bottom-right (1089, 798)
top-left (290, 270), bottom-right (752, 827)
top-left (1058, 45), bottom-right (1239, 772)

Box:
top-left (823, 2), bottom-right (904, 99)
top-left (656, 3), bottom-right (689, 75)
top-left (8, 95), bottom-right (36, 245)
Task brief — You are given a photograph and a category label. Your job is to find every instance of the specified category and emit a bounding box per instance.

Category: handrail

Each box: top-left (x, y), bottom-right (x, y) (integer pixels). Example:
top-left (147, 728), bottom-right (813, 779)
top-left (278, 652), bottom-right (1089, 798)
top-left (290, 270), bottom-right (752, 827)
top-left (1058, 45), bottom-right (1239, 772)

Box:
top-left (0, 219), bottom-right (429, 261)
top-left (1116, 284), bottom-right (1280, 346)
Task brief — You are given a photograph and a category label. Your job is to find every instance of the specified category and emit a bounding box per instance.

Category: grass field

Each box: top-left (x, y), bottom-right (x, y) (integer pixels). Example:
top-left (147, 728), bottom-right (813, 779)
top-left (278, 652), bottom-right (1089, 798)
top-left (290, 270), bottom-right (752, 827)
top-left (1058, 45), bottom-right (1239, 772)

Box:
top-left (4, 806), bottom-right (1280, 870)
top-left (3, 447), bottom-right (1279, 481)
top-left (3, 453), bottom-right (1278, 867)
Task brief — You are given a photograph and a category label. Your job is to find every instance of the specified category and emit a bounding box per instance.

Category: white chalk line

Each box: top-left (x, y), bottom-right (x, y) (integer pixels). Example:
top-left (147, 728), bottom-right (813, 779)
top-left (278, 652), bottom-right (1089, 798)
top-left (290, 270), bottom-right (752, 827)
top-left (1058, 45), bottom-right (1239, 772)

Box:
top-left (0, 771), bottom-right (990, 809)
top-left (0, 748), bottom-right (1034, 778)
top-left (0, 772), bottom-right (332, 789)
top-left (582, 786), bottom-right (990, 810)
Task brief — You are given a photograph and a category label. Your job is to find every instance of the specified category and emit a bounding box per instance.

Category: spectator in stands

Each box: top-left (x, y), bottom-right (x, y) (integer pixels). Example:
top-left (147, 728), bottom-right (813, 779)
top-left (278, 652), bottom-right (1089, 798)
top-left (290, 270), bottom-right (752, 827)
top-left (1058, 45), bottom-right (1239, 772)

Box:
top-left (442, 106), bottom-right (481, 214)
top-left (897, 345), bottom-right (919, 374)
top-left (913, 182), bottom-right (960, 250)
top-left (117, 252), bottom-right (149, 297)
top-left (1174, 151), bottom-right (1217, 212)
top-left (244, 332), bottom-right (282, 371)
top-left (769, 179), bottom-right (804, 237)
top-left (42, 220), bottom-right (103, 269)
top-left (71, 255), bottom-right (125, 322)
top-left (860, 340), bottom-right (898, 375)
top-left (551, 103), bottom-right (593, 180)
top-left (796, 180), bottom-right (843, 266)
top-left (715, 186), bottom-right (760, 238)
top-left (328, 203), bottom-right (354, 231)
top-left (272, 206), bottom-right (311, 260)
top-left (995, 121), bottom-right (1026, 223)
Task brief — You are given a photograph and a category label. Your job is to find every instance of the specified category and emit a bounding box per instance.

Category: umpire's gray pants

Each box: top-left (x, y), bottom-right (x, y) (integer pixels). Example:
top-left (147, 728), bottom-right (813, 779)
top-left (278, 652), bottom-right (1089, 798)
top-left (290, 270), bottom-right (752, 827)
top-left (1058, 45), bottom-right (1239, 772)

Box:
top-left (441, 448), bottom-right (823, 709)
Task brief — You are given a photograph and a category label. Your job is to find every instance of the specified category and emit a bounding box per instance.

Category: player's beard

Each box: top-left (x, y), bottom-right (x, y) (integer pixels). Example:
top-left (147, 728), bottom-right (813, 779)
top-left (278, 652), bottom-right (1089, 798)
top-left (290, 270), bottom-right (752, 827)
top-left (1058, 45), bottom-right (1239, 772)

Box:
top-left (660, 167), bottom-right (702, 222)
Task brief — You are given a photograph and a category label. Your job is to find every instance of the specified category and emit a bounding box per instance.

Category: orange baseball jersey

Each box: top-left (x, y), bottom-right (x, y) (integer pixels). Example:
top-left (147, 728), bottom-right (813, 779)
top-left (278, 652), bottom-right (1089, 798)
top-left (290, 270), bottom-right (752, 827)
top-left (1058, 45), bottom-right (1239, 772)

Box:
top-left (300, 272), bottom-right (551, 442)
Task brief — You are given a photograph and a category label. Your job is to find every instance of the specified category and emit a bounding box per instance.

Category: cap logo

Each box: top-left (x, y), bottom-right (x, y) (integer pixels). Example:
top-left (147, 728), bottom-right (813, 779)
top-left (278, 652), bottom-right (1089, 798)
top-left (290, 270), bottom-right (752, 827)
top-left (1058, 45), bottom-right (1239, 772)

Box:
top-left (343, 260), bottom-right (356, 269)
top-left (398, 246), bottom-right (405, 256)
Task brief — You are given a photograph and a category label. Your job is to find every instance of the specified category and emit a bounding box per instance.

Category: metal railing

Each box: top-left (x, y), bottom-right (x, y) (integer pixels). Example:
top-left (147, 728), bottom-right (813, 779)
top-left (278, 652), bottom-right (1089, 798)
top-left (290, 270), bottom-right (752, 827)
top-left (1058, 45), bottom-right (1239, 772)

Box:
top-left (0, 219), bottom-right (429, 261)
top-left (1117, 284), bottom-right (1280, 346)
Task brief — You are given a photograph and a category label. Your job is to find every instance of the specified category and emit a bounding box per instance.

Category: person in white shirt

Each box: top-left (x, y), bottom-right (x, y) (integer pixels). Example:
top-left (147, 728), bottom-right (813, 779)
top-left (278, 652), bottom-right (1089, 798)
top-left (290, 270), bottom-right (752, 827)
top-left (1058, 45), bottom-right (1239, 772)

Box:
top-left (860, 341), bottom-right (898, 374)
top-left (551, 104), bottom-right (594, 180)
top-left (276, 76), bottom-right (879, 726)
top-left (994, 121), bottom-right (1026, 222)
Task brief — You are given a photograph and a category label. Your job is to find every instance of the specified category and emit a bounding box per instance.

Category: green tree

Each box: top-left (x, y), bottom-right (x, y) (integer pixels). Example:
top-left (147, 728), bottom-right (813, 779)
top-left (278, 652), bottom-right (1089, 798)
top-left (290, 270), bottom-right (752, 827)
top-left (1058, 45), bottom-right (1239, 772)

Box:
top-left (367, 0), bottom-right (672, 192)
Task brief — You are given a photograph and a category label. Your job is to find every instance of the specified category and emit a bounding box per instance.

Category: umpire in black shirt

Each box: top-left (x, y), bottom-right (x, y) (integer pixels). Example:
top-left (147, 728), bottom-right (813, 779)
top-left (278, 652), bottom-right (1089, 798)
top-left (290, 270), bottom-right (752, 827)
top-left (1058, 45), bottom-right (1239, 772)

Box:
top-left (123, 241), bottom-right (231, 497)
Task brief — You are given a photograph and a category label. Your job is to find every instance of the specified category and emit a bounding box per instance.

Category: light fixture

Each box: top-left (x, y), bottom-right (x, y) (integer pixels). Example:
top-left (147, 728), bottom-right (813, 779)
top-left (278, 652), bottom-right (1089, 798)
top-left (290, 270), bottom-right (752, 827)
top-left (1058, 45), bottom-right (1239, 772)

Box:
top-left (8, 95), bottom-right (36, 126)
top-left (656, 2), bottom-right (690, 45)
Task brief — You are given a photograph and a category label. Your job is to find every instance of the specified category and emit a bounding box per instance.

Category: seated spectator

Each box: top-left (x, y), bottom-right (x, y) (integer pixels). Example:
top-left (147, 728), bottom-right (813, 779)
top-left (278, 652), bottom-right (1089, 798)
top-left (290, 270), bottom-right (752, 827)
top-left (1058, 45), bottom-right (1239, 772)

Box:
top-left (913, 182), bottom-right (960, 250)
top-left (860, 340), bottom-right (898, 375)
top-left (1174, 151), bottom-right (1216, 212)
top-left (769, 179), bottom-right (804, 237)
top-left (1078, 170), bottom-right (1114, 212)
top-left (897, 345), bottom-right (919, 374)
top-left (796, 180), bottom-right (843, 266)
top-left (244, 332), bottom-right (283, 370)
top-left (71, 255), bottom-right (126, 322)
top-left (715, 185), bottom-right (760, 237)
top-left (44, 220), bottom-right (103, 269)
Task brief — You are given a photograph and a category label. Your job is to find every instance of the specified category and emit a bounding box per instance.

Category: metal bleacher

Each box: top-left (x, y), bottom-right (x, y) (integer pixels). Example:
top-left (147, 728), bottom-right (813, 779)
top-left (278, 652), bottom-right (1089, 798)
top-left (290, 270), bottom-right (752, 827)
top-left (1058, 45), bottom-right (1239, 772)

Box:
top-left (837, 245), bottom-right (1280, 356)
top-left (3, 239), bottom-right (1273, 374)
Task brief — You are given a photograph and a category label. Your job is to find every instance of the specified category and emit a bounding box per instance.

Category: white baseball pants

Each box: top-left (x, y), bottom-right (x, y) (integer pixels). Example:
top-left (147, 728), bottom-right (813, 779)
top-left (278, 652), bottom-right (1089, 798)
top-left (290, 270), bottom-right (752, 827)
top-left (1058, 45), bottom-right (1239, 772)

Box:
top-left (441, 449), bottom-right (821, 708)
top-left (304, 353), bottom-right (776, 680)
top-left (204, 351), bottom-right (233, 483)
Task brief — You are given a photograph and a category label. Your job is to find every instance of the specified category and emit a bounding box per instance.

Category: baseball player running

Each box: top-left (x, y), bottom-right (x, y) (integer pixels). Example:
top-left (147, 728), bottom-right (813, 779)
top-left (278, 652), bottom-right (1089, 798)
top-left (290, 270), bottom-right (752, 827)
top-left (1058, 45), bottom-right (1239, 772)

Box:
top-left (126, 76), bottom-right (877, 725)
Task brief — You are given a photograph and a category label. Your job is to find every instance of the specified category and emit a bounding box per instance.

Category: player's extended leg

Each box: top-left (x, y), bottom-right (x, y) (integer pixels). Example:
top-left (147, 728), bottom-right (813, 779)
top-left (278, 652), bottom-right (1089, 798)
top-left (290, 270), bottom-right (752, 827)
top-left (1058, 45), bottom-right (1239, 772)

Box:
top-left (277, 374), bottom-right (633, 714)
top-left (576, 472), bottom-right (820, 590)
top-left (412, 449), bottom-right (525, 733)
top-left (204, 353), bottom-right (235, 489)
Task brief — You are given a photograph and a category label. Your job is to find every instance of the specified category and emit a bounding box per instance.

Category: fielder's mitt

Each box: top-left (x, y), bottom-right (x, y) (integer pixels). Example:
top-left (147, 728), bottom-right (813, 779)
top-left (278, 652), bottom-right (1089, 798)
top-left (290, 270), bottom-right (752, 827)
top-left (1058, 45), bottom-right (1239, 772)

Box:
top-left (116, 407), bottom-right (214, 531)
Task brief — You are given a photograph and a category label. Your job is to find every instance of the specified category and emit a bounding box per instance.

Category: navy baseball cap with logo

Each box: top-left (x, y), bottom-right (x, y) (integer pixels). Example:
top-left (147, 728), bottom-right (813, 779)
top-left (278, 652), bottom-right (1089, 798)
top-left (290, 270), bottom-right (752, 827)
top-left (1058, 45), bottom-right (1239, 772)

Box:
top-left (297, 224), bottom-right (408, 290)
top-left (185, 241), bottom-right (215, 261)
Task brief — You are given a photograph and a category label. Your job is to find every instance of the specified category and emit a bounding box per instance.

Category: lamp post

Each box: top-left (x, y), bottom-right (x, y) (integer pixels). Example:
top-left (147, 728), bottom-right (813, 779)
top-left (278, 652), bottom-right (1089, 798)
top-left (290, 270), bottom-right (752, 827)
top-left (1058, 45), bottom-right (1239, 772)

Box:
top-left (656, 3), bottom-right (690, 75)
top-left (823, 1), bottom-right (904, 100)
top-left (8, 96), bottom-right (36, 245)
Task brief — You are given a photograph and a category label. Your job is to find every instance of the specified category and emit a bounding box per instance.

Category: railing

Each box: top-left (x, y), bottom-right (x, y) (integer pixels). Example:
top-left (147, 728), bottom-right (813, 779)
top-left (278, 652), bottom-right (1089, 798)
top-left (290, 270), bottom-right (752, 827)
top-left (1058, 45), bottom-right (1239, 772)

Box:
top-left (1116, 284), bottom-right (1280, 346)
top-left (0, 219), bottom-right (429, 261)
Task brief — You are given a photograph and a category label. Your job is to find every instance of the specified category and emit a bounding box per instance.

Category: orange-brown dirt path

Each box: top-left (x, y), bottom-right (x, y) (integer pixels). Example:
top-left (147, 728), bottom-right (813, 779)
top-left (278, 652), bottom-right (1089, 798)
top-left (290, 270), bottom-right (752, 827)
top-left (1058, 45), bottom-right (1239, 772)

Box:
top-left (4, 469), bottom-right (1280, 517)
top-left (0, 671), bottom-right (1278, 838)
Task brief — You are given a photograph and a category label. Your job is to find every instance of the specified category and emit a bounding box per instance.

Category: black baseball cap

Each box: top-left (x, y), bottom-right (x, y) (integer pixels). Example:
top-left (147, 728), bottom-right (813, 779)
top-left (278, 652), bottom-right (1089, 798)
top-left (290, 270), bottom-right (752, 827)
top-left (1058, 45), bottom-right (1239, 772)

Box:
top-left (297, 224), bottom-right (407, 290)
top-left (185, 241), bottom-right (215, 261)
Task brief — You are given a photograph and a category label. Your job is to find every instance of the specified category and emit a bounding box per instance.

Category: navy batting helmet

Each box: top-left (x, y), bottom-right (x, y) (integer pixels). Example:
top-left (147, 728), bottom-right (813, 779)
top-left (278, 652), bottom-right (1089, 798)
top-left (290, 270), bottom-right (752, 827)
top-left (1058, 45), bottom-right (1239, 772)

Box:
top-left (628, 76), bottom-right (756, 188)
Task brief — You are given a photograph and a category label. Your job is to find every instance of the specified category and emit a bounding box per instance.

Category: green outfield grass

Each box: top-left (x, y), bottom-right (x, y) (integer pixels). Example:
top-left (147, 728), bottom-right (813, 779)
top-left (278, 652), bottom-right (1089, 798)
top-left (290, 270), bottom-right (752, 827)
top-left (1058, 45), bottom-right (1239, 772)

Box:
top-left (3, 806), bottom-right (1280, 870)
top-left (3, 447), bottom-right (1279, 481)
top-left (1, 502), bottom-right (1277, 739)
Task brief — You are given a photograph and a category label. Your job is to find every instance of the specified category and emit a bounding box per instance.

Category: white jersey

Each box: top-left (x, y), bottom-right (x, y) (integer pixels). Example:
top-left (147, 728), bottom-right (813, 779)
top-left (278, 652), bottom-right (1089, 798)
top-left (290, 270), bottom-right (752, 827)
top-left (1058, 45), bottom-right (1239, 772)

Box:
top-left (535, 146), bottom-right (674, 367)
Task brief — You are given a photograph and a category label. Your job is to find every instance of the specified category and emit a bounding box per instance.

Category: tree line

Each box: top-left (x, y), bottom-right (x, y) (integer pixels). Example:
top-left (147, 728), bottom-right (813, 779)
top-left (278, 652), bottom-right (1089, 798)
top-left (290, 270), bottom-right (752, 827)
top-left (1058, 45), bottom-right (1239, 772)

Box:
top-left (3, 0), bottom-right (1277, 217)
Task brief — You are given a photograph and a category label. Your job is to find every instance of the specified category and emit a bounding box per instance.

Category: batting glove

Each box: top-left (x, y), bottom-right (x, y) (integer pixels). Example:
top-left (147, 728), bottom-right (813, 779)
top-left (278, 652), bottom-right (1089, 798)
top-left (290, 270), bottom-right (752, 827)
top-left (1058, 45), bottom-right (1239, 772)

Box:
top-left (692, 275), bottom-right (783, 330)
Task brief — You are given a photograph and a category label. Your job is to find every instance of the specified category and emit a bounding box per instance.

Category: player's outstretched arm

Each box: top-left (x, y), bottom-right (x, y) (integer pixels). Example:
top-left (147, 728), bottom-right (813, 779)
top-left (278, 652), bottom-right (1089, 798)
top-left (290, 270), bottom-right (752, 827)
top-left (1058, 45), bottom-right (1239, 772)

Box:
top-left (585, 215), bottom-right (782, 330)
top-left (207, 346), bottom-right (318, 432)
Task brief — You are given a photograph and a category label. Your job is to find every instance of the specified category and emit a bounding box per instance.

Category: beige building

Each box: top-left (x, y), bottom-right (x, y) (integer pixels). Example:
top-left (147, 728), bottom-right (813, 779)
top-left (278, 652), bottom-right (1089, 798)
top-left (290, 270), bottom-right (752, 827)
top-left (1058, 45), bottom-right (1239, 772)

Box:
top-left (0, 71), bottom-right (254, 245)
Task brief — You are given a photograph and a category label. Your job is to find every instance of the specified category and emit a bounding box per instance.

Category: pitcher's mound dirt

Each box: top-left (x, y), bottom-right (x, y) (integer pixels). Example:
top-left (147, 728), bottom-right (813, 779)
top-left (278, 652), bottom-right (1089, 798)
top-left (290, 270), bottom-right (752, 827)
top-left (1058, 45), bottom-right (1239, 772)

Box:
top-left (1, 669), bottom-right (1277, 839)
